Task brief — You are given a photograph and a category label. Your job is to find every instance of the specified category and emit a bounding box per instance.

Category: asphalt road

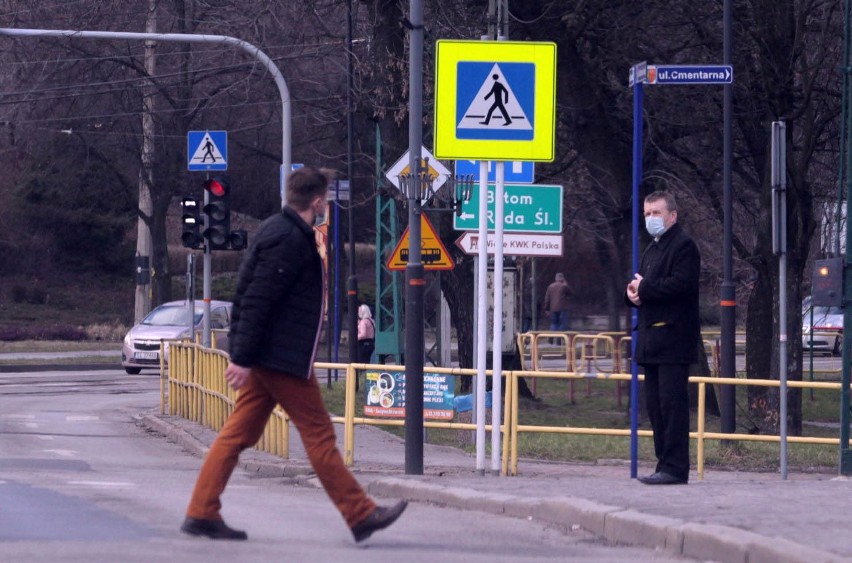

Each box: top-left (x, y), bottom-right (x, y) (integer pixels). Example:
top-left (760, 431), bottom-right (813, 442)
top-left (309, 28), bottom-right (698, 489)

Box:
top-left (0, 368), bottom-right (695, 562)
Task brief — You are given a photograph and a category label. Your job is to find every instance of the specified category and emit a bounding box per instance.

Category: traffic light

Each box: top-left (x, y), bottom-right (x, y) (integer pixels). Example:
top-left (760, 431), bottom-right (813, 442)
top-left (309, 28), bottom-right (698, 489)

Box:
top-left (202, 176), bottom-right (230, 250)
top-left (180, 197), bottom-right (203, 249)
top-left (812, 258), bottom-right (843, 307)
top-left (229, 229), bottom-right (248, 251)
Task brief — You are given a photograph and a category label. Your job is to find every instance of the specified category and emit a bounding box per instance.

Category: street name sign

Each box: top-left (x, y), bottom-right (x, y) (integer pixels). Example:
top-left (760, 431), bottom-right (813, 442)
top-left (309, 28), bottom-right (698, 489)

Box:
top-left (647, 65), bottom-right (733, 85)
top-left (455, 232), bottom-right (563, 257)
top-left (455, 160), bottom-right (535, 183)
top-left (453, 183), bottom-right (562, 233)
top-left (434, 40), bottom-right (557, 162)
top-left (187, 130), bottom-right (227, 171)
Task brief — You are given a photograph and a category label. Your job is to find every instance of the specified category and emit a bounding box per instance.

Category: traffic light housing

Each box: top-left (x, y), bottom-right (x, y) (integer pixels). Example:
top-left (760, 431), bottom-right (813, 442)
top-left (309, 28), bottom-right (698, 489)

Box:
top-left (229, 229), bottom-right (248, 251)
top-left (202, 177), bottom-right (230, 250)
top-left (812, 258), bottom-right (843, 307)
top-left (180, 196), bottom-right (203, 249)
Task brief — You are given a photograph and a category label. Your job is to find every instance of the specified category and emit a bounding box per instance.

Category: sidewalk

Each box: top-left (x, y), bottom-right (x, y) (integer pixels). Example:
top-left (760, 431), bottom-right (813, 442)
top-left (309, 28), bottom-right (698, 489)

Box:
top-left (141, 411), bottom-right (851, 563)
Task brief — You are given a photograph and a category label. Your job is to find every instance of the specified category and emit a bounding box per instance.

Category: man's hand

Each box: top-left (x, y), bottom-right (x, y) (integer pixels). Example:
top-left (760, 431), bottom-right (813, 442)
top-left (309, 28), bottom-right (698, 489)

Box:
top-left (626, 273), bottom-right (643, 306)
top-left (225, 362), bottom-right (251, 390)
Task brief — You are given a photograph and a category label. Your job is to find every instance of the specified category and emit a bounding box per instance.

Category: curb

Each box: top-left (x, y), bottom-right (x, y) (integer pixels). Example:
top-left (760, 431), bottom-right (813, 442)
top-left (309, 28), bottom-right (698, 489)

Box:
top-left (0, 363), bottom-right (121, 372)
top-left (139, 414), bottom-right (315, 480)
top-left (367, 477), bottom-right (849, 563)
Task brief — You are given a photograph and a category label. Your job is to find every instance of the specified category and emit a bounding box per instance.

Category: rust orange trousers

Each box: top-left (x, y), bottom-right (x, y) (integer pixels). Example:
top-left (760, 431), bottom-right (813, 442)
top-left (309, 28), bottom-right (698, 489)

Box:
top-left (185, 366), bottom-right (376, 528)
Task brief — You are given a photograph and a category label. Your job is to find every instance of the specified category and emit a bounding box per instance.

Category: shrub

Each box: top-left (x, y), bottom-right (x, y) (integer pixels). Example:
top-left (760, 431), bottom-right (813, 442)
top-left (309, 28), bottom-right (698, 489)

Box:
top-left (85, 322), bottom-right (128, 341)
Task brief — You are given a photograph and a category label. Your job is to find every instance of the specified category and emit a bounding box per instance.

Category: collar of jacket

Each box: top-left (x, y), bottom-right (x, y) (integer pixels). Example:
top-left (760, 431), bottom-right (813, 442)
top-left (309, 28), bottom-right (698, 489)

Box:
top-left (652, 222), bottom-right (682, 249)
top-left (281, 205), bottom-right (315, 238)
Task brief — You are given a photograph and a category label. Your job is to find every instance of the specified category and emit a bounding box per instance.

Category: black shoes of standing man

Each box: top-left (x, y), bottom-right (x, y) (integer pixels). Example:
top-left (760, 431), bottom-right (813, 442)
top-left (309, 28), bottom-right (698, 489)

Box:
top-left (180, 500), bottom-right (408, 543)
top-left (638, 471), bottom-right (688, 485)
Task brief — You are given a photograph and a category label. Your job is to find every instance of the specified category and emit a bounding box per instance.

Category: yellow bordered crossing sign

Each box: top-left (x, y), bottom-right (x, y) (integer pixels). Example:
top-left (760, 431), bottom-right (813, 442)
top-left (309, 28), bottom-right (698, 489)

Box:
top-left (434, 40), bottom-right (557, 162)
top-left (387, 214), bottom-right (454, 271)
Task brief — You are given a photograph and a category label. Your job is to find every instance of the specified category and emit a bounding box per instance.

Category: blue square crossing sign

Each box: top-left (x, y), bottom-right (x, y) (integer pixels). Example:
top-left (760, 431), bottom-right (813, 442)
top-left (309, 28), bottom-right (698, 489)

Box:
top-left (187, 130), bottom-right (227, 171)
top-left (455, 62), bottom-right (536, 141)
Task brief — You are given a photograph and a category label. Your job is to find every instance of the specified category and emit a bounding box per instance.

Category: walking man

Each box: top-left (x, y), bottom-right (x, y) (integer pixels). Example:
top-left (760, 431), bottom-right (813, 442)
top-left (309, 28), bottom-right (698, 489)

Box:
top-left (181, 166), bottom-right (407, 541)
top-left (625, 191), bottom-right (700, 485)
top-left (480, 74), bottom-right (512, 126)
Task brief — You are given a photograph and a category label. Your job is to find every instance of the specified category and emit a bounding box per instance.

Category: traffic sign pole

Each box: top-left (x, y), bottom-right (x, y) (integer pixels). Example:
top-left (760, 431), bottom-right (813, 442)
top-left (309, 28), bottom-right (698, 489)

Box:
top-left (404, 0), bottom-right (425, 476)
top-left (491, 161), bottom-right (505, 474)
top-left (475, 162), bottom-right (488, 474)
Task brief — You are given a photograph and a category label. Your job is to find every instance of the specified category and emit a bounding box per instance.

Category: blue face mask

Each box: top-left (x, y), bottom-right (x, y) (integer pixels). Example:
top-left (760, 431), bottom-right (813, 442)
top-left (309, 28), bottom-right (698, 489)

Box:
top-left (645, 216), bottom-right (666, 238)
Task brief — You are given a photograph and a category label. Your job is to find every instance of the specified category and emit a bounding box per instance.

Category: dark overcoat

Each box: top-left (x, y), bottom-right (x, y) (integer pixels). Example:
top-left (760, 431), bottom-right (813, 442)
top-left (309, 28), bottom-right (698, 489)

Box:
top-left (625, 222), bottom-right (701, 365)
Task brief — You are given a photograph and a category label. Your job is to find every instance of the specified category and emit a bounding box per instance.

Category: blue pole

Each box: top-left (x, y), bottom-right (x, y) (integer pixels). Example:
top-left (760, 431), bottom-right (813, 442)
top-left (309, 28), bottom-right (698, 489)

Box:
top-left (630, 80), bottom-right (644, 479)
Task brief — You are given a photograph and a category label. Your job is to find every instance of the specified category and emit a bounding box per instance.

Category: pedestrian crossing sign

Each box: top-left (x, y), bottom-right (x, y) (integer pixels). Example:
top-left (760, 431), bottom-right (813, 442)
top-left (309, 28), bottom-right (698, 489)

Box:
top-left (187, 130), bottom-right (228, 171)
top-left (434, 40), bottom-right (556, 162)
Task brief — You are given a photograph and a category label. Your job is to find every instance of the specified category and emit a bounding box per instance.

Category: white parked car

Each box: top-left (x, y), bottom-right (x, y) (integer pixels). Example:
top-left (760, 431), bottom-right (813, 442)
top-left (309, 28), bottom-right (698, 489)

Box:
top-left (802, 297), bottom-right (843, 356)
top-left (121, 300), bottom-right (232, 374)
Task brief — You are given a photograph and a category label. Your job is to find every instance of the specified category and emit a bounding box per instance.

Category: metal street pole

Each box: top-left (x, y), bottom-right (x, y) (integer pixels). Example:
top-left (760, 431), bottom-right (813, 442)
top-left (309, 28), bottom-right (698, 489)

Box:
top-left (404, 0), bottom-right (425, 475)
top-left (719, 0), bottom-right (737, 440)
top-left (771, 121), bottom-right (788, 479)
top-left (346, 0), bottom-right (359, 377)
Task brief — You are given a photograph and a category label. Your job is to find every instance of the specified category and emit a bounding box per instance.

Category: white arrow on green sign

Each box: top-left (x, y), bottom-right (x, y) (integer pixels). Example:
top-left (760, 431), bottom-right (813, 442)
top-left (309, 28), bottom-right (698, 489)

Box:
top-left (453, 183), bottom-right (563, 233)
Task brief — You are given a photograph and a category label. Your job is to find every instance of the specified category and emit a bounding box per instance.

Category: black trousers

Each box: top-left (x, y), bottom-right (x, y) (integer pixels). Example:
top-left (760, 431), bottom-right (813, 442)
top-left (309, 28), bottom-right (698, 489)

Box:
top-left (643, 363), bottom-right (690, 481)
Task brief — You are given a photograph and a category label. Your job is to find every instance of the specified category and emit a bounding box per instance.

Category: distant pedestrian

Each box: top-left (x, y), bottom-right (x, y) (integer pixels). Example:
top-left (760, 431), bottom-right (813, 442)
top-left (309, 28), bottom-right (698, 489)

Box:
top-left (625, 191), bottom-right (700, 486)
top-left (181, 166), bottom-right (406, 542)
top-left (357, 304), bottom-right (376, 364)
top-left (543, 272), bottom-right (571, 342)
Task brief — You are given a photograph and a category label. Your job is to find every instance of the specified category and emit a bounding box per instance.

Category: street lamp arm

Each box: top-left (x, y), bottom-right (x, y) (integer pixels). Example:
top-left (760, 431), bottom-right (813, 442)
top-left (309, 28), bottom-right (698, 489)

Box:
top-left (0, 27), bottom-right (292, 203)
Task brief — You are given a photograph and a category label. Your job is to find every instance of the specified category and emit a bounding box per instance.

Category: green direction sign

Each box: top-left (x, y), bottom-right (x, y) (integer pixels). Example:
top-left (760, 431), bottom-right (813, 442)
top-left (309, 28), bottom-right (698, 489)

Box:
top-left (453, 183), bottom-right (563, 233)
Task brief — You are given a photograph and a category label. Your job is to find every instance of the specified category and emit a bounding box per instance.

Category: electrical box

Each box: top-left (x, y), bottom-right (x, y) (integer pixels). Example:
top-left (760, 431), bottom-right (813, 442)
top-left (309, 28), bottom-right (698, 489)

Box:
top-left (812, 258), bottom-right (843, 307)
top-left (135, 255), bottom-right (151, 286)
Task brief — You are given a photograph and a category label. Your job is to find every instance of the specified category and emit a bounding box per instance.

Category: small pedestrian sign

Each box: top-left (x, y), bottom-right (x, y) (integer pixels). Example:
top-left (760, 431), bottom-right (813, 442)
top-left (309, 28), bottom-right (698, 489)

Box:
top-left (387, 214), bottom-right (454, 271)
top-left (456, 63), bottom-right (535, 140)
top-left (188, 131), bottom-right (227, 171)
top-left (434, 40), bottom-right (556, 162)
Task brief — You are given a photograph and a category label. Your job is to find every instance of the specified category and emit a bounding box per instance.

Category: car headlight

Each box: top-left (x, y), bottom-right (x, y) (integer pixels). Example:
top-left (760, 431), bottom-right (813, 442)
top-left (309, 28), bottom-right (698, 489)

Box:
top-left (124, 333), bottom-right (132, 346)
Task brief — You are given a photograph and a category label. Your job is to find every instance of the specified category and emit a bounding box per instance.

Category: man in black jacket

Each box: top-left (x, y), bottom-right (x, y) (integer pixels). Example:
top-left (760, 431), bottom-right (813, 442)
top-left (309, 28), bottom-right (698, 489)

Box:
top-left (625, 191), bottom-right (700, 485)
top-left (182, 166), bottom-right (406, 542)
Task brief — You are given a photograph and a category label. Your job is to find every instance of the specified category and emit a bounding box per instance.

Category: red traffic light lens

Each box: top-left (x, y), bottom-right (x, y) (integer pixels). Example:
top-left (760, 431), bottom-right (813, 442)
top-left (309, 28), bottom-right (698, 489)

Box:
top-left (204, 179), bottom-right (226, 197)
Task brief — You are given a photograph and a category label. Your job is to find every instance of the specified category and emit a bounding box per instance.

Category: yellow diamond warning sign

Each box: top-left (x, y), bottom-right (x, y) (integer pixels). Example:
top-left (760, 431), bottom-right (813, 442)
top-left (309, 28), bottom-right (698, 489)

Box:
top-left (387, 214), bottom-right (454, 271)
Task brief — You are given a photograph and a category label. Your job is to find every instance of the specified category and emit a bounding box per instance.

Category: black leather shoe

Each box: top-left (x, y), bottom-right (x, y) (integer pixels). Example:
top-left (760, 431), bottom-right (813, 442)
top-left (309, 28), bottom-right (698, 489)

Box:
top-left (351, 500), bottom-right (408, 543)
top-left (181, 517), bottom-right (248, 540)
top-left (638, 471), bottom-right (687, 485)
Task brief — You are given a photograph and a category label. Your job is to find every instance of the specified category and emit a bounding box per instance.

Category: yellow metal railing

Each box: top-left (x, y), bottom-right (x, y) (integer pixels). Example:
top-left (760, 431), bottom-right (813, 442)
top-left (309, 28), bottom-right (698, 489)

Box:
top-left (164, 341), bottom-right (291, 459)
top-left (161, 340), bottom-right (850, 480)
top-left (505, 368), bottom-right (852, 478)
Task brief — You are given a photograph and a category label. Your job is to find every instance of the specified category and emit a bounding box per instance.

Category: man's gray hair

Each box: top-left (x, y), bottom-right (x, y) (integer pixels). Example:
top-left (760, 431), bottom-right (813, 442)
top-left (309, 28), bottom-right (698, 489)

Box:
top-left (644, 191), bottom-right (678, 213)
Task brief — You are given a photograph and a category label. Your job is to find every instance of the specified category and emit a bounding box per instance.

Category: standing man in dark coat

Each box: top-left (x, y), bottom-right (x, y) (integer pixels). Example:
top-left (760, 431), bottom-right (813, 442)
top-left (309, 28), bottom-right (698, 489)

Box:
top-left (625, 191), bottom-right (700, 485)
top-left (181, 166), bottom-right (406, 542)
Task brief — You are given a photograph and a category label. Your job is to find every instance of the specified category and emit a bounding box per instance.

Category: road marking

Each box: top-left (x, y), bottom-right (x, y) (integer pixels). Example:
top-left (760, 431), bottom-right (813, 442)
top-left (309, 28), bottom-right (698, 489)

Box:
top-left (23, 422), bottom-right (39, 428)
top-left (67, 480), bottom-right (135, 488)
top-left (35, 436), bottom-right (54, 441)
top-left (0, 414), bottom-right (36, 419)
top-left (42, 449), bottom-right (77, 457)
top-left (65, 415), bottom-right (100, 422)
